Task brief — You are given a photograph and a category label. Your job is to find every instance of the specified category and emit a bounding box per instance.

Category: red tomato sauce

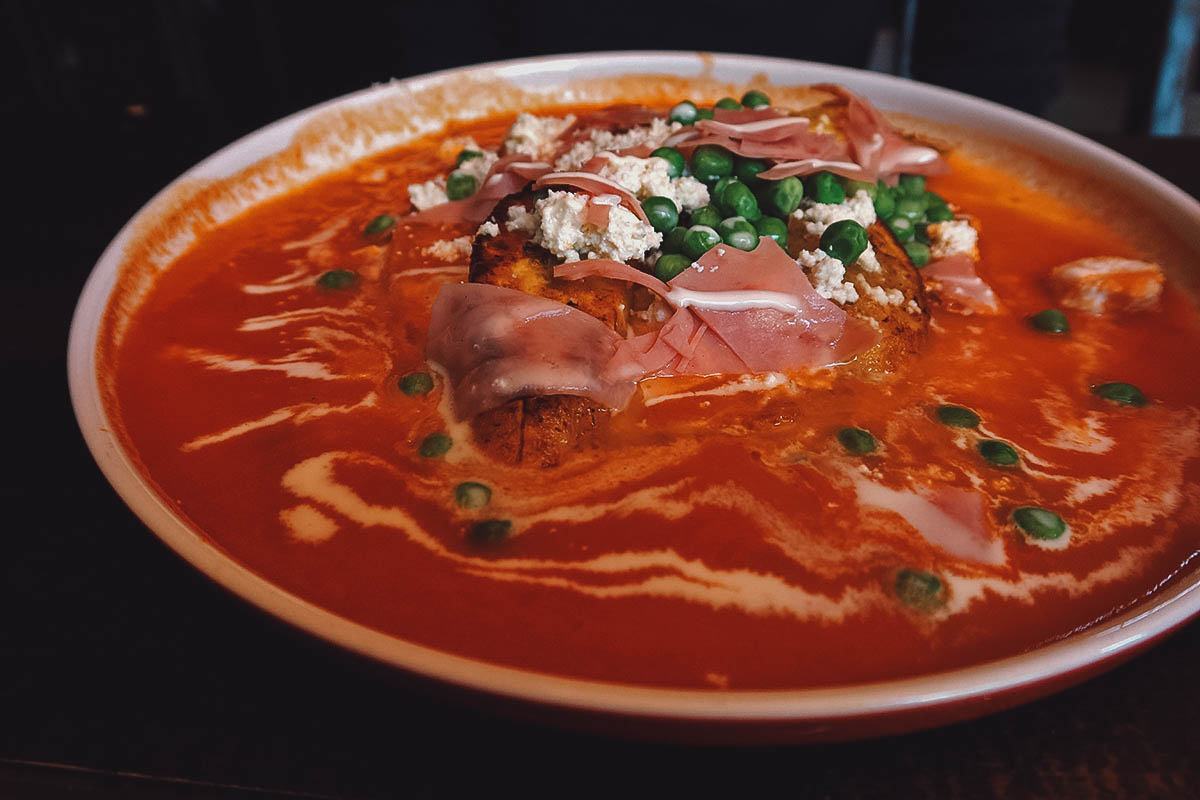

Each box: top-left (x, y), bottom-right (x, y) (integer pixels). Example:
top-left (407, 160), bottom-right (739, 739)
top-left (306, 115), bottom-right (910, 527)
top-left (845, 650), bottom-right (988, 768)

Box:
top-left (105, 110), bottom-right (1200, 690)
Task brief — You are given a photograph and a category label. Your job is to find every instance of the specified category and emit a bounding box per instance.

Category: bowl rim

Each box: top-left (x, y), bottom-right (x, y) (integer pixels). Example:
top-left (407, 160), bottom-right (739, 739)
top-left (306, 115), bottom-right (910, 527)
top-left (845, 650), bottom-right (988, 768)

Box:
top-left (68, 50), bottom-right (1200, 725)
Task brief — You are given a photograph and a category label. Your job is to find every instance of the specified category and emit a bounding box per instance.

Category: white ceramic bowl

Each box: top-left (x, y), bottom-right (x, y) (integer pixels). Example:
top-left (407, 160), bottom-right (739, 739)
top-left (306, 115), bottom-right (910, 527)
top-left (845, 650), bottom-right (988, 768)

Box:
top-left (68, 52), bottom-right (1200, 742)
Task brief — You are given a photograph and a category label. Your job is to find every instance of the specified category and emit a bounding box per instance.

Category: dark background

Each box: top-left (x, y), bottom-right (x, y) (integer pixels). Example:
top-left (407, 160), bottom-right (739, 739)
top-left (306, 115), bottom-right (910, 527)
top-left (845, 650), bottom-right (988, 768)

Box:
top-left (6, 1), bottom-right (1200, 797)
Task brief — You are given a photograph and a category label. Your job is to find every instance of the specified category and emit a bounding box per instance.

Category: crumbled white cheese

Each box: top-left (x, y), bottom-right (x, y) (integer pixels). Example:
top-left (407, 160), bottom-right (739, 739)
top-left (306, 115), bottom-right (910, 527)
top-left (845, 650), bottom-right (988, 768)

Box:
top-left (927, 219), bottom-right (979, 260)
top-left (476, 220), bottom-right (500, 238)
top-left (793, 189), bottom-right (881, 273)
top-left (454, 149), bottom-right (499, 184)
top-left (505, 204), bottom-right (537, 234)
top-left (407, 177), bottom-right (448, 211)
top-left (854, 274), bottom-right (905, 306)
top-left (596, 154), bottom-right (710, 211)
top-left (795, 190), bottom-right (878, 238)
top-left (533, 190), bottom-right (662, 263)
top-left (1050, 256), bottom-right (1164, 314)
top-left (906, 298), bottom-right (922, 315)
top-left (796, 249), bottom-right (859, 304)
top-left (812, 113), bottom-right (836, 135)
top-left (553, 118), bottom-right (682, 171)
top-left (422, 236), bottom-right (473, 261)
top-left (503, 113), bottom-right (576, 160)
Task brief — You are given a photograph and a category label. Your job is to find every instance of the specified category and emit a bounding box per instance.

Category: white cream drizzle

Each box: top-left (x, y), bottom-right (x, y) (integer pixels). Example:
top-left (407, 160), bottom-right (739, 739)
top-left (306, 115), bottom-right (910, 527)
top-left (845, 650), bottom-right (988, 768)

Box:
top-left (641, 373), bottom-right (787, 407)
top-left (181, 393), bottom-right (379, 451)
top-left (665, 287), bottom-right (809, 314)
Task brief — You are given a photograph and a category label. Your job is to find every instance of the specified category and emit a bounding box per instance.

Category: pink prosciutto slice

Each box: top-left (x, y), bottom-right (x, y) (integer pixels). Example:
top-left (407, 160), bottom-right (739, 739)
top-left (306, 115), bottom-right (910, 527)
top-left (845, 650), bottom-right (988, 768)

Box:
top-left (812, 84), bottom-right (948, 181)
top-left (556, 240), bottom-right (878, 375)
top-left (405, 158), bottom-right (553, 226)
top-left (922, 254), bottom-right (1001, 315)
top-left (426, 283), bottom-right (643, 420)
top-left (533, 172), bottom-right (650, 223)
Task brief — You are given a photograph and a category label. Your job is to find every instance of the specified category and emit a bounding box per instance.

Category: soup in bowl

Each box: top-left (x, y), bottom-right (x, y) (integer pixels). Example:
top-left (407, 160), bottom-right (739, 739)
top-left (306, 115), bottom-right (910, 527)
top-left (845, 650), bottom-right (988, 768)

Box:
top-left (69, 53), bottom-right (1200, 740)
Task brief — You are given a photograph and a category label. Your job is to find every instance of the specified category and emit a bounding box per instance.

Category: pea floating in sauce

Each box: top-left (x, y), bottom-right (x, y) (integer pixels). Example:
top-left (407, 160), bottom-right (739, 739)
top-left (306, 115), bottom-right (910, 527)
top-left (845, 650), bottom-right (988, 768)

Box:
top-left (895, 569), bottom-right (946, 611)
top-left (418, 433), bottom-right (453, 458)
top-left (362, 214), bottom-right (395, 237)
top-left (316, 269), bottom-right (358, 290)
top-left (837, 427), bottom-right (877, 455)
top-left (978, 439), bottom-right (1019, 467)
top-left (1012, 506), bottom-right (1066, 540)
top-left (936, 405), bottom-right (981, 428)
top-left (454, 482), bottom-right (492, 510)
top-left (469, 519), bottom-right (513, 544)
top-left (399, 372), bottom-right (433, 396)
top-left (1092, 381), bottom-right (1148, 407)
top-left (1030, 309), bottom-right (1070, 334)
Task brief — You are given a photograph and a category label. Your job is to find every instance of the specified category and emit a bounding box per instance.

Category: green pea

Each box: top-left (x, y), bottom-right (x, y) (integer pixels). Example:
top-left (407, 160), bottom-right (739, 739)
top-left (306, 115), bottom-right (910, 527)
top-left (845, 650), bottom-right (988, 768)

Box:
top-left (418, 433), bottom-right (453, 458)
top-left (895, 196), bottom-right (927, 221)
top-left (687, 204), bottom-right (723, 229)
top-left (317, 269), bottom-right (358, 290)
top-left (809, 171), bottom-right (845, 204)
top-left (936, 405), bottom-right (980, 428)
top-left (718, 181), bottom-right (761, 221)
top-left (399, 371), bottom-right (434, 395)
top-left (888, 216), bottom-right (915, 243)
top-left (661, 225), bottom-right (688, 254)
top-left (841, 179), bottom-right (878, 199)
top-left (873, 184), bottom-right (897, 220)
top-left (455, 149), bottom-right (483, 167)
top-left (718, 217), bottom-right (758, 251)
top-left (760, 176), bottom-right (804, 217)
top-left (895, 569), bottom-right (946, 611)
top-left (924, 190), bottom-right (947, 209)
top-left (695, 108), bottom-right (714, 121)
top-left (753, 216), bottom-right (788, 249)
top-left (642, 195), bottom-right (680, 233)
top-left (819, 219), bottom-right (869, 265)
top-left (651, 146), bottom-right (686, 178)
top-left (1012, 506), bottom-right (1066, 541)
top-left (978, 439), bottom-right (1019, 467)
top-left (837, 427), bottom-right (876, 455)
top-left (1091, 382), bottom-right (1148, 407)
top-left (454, 481), bottom-right (492, 510)
top-left (904, 241), bottom-right (932, 268)
top-left (654, 253), bottom-right (692, 282)
top-left (669, 100), bottom-right (698, 125)
top-left (898, 174), bottom-right (926, 196)
top-left (446, 171), bottom-right (478, 201)
top-left (363, 214), bottom-right (396, 237)
top-left (682, 225), bottom-right (721, 260)
top-left (741, 89), bottom-right (770, 108)
top-left (468, 519), bottom-right (512, 544)
top-left (714, 97), bottom-right (742, 110)
top-left (914, 221), bottom-right (930, 245)
top-left (734, 157), bottom-right (769, 187)
top-left (1030, 309), bottom-right (1070, 334)
top-left (711, 176), bottom-right (736, 207)
top-left (690, 145), bottom-right (734, 184)
top-left (926, 204), bottom-right (955, 222)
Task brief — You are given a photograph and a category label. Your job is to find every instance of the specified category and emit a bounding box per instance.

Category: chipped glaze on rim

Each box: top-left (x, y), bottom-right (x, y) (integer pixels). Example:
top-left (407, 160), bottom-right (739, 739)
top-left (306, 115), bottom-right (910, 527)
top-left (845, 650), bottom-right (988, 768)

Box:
top-left (68, 52), bottom-right (1200, 739)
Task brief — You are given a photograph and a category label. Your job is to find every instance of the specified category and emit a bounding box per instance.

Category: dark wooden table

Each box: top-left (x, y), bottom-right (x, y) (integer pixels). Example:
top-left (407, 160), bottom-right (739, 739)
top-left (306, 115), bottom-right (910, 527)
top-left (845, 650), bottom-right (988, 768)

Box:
top-left (6, 115), bottom-right (1200, 798)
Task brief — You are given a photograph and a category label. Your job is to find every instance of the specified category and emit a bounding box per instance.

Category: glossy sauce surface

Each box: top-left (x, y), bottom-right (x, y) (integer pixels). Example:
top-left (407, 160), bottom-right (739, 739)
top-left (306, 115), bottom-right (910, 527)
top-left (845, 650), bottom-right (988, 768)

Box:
top-left (106, 110), bottom-right (1200, 689)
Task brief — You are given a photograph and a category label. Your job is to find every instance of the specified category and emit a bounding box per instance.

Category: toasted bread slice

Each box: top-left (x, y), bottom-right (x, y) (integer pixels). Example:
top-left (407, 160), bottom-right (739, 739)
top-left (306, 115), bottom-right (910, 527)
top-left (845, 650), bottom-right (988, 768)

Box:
top-left (467, 191), bottom-right (633, 467)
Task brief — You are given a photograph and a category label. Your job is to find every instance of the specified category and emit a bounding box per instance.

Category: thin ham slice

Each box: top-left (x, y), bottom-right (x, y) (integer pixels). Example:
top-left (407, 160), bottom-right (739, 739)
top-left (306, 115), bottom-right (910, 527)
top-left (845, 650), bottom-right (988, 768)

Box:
top-left (921, 254), bottom-right (1001, 315)
top-left (556, 241), bottom-right (878, 376)
top-left (405, 159), bottom-right (553, 227)
top-left (426, 283), bottom-right (643, 420)
top-left (812, 84), bottom-right (948, 181)
top-left (533, 171), bottom-right (650, 223)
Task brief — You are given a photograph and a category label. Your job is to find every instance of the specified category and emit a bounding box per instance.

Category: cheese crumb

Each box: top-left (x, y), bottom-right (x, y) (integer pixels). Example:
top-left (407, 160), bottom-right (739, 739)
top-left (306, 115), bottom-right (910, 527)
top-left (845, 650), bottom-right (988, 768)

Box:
top-left (553, 118), bottom-right (682, 170)
top-left (596, 154), bottom-right (710, 210)
top-left (503, 113), bottom-right (576, 160)
top-left (505, 204), bottom-right (537, 234)
top-left (927, 219), bottom-right (979, 260)
top-left (797, 249), bottom-right (859, 304)
top-left (476, 220), bottom-right (500, 237)
top-left (534, 190), bottom-right (662, 263)
top-left (422, 236), bottom-right (472, 261)
top-left (854, 274), bottom-right (905, 305)
top-left (407, 177), bottom-right (448, 211)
